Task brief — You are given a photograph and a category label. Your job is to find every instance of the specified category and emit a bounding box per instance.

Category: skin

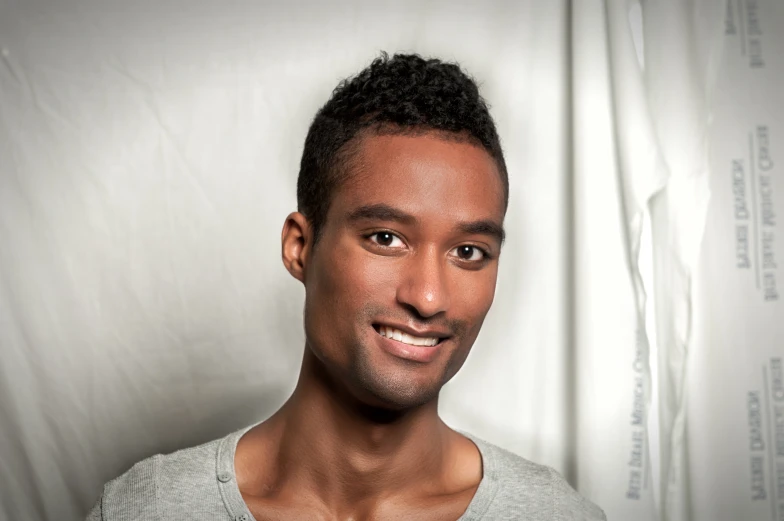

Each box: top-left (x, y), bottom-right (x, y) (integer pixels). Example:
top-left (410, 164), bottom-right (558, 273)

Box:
top-left (234, 132), bottom-right (506, 521)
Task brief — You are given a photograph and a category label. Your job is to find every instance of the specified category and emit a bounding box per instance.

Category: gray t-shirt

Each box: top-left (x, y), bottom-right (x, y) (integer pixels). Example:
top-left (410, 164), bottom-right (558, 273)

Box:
top-left (87, 423), bottom-right (606, 520)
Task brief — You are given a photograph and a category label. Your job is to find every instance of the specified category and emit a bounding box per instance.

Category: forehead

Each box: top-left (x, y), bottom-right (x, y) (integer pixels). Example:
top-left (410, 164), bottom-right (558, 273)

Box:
top-left (331, 132), bottom-right (505, 226)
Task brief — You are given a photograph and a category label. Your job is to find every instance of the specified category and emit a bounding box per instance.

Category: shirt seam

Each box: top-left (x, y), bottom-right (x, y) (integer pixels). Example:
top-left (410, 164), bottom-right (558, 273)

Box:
top-left (154, 454), bottom-right (161, 521)
top-left (548, 466), bottom-right (559, 519)
top-left (216, 431), bottom-right (238, 519)
top-left (459, 435), bottom-right (500, 520)
top-left (474, 442), bottom-right (501, 519)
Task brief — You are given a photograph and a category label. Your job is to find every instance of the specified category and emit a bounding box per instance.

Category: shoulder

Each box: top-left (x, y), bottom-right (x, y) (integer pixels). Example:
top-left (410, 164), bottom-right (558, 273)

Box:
top-left (96, 454), bottom-right (161, 520)
top-left (471, 435), bottom-right (606, 520)
top-left (545, 465), bottom-right (607, 520)
top-left (90, 436), bottom-right (226, 520)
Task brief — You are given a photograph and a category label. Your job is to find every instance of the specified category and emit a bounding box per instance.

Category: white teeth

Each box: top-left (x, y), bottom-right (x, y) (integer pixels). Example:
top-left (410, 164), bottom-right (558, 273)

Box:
top-left (400, 332), bottom-right (415, 345)
top-left (378, 326), bottom-right (438, 347)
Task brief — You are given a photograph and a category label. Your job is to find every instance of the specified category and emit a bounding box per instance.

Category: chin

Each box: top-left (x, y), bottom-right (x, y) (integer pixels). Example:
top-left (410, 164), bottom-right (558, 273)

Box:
top-left (350, 360), bottom-right (442, 412)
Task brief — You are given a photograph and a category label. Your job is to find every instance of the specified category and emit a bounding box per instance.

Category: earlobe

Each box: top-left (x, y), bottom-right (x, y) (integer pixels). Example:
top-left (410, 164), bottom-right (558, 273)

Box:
top-left (281, 212), bottom-right (311, 284)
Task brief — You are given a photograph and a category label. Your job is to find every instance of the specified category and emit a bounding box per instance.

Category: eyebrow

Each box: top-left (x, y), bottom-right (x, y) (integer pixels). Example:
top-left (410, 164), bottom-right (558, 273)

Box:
top-left (457, 220), bottom-right (506, 245)
top-left (346, 204), bottom-right (417, 226)
top-left (345, 203), bottom-right (505, 245)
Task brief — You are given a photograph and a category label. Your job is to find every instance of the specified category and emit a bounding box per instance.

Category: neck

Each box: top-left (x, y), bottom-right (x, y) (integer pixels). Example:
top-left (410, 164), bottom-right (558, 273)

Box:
top-left (237, 347), bottom-right (455, 514)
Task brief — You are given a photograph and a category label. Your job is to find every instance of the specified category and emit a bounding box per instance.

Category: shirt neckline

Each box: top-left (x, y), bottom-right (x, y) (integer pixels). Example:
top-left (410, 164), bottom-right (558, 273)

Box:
top-left (216, 421), bottom-right (499, 521)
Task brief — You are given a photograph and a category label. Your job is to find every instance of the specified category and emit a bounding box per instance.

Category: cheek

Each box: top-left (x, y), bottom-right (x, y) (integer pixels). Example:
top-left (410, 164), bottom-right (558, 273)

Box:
top-left (442, 270), bottom-right (497, 380)
top-left (329, 246), bottom-right (396, 306)
top-left (305, 240), bottom-right (396, 336)
top-left (450, 267), bottom-right (498, 321)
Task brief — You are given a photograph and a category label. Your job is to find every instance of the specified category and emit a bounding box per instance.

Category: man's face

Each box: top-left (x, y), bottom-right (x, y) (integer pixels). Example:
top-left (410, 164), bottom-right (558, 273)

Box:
top-left (300, 132), bottom-right (505, 411)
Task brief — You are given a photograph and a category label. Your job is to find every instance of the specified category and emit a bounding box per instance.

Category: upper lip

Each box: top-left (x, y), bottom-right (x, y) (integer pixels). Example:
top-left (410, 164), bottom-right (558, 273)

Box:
top-left (374, 321), bottom-right (451, 339)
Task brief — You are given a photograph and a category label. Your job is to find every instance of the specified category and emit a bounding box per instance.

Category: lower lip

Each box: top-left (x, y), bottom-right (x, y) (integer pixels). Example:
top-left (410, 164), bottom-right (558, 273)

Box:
top-left (375, 330), bottom-right (443, 363)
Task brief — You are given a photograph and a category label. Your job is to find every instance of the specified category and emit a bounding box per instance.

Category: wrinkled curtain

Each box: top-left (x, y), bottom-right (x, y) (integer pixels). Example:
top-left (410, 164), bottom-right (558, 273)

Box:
top-left (573, 1), bottom-right (783, 520)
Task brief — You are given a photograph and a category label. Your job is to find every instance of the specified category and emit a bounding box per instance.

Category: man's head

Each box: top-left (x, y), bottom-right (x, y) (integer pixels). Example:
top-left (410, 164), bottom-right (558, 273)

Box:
top-left (282, 52), bottom-right (507, 412)
top-left (297, 52), bottom-right (508, 246)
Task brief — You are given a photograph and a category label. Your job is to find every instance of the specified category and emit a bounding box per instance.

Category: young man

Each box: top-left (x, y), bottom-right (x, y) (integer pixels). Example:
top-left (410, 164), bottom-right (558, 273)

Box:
top-left (87, 53), bottom-right (606, 521)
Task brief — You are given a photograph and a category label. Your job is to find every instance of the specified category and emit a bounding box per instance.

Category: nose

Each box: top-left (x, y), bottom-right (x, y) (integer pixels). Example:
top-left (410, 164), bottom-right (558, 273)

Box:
top-left (396, 246), bottom-right (450, 318)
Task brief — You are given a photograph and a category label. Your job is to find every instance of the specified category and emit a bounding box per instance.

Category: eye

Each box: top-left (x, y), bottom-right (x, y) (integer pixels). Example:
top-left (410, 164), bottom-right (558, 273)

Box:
top-left (369, 231), bottom-right (405, 248)
top-left (451, 245), bottom-right (487, 262)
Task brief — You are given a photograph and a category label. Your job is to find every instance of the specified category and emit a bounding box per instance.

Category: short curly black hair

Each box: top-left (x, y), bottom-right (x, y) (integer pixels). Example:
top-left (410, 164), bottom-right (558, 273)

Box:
top-left (297, 52), bottom-right (508, 246)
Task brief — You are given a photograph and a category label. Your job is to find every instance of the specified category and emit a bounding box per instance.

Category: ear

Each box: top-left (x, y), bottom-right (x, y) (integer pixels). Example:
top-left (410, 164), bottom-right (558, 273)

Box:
top-left (281, 212), bottom-right (312, 284)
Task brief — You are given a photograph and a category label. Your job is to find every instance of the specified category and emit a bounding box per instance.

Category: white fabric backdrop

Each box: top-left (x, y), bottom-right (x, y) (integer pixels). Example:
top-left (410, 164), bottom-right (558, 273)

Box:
top-left (686, 0), bottom-right (783, 519)
top-left (572, 1), bottom-right (716, 519)
top-left (0, 2), bottom-right (575, 520)
top-left (1, 1), bottom-right (780, 520)
top-left (572, 1), bottom-right (783, 520)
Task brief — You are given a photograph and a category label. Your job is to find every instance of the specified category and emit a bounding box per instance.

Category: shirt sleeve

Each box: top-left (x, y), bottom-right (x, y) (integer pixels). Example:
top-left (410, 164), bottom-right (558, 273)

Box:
top-left (548, 467), bottom-right (607, 520)
top-left (85, 495), bottom-right (102, 521)
top-left (97, 457), bottom-right (159, 520)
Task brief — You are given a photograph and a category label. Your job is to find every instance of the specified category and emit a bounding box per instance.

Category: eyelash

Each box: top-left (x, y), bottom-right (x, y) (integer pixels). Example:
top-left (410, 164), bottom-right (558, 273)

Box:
top-left (363, 231), bottom-right (493, 263)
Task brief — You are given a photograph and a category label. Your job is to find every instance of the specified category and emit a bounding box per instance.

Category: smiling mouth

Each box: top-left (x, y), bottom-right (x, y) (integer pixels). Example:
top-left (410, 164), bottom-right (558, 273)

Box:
top-left (372, 324), bottom-right (444, 347)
